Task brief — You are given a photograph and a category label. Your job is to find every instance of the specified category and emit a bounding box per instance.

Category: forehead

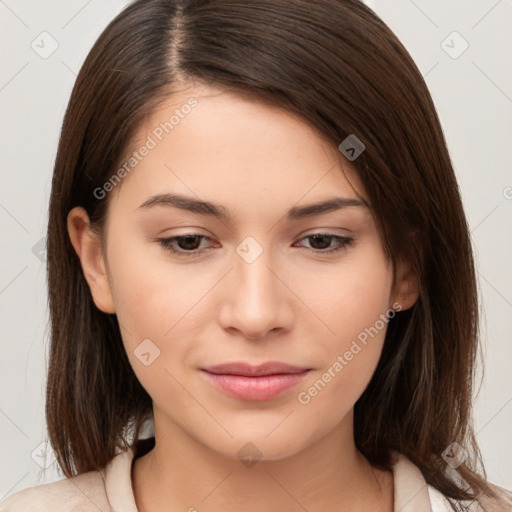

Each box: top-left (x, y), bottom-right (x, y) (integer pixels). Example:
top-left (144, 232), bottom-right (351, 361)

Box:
top-left (109, 82), bottom-right (370, 219)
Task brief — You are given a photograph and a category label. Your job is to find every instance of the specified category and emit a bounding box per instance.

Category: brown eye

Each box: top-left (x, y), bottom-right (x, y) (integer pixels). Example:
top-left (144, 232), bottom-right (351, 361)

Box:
top-left (172, 235), bottom-right (203, 251)
top-left (295, 233), bottom-right (354, 255)
top-left (158, 234), bottom-right (213, 258)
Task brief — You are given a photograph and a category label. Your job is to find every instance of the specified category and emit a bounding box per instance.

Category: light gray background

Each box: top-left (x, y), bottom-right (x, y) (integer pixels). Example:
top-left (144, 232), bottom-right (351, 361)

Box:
top-left (1, 0), bottom-right (511, 500)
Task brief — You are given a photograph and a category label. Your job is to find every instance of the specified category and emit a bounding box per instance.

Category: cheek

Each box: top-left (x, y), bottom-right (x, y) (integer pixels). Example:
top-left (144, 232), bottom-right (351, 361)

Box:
top-left (298, 247), bottom-right (393, 347)
top-left (106, 231), bottom-right (192, 330)
top-left (295, 249), bottom-right (393, 405)
top-left (108, 253), bottom-right (196, 400)
top-left (295, 307), bottom-right (391, 430)
top-left (103, 234), bottom-right (185, 369)
top-left (105, 235), bottom-right (220, 389)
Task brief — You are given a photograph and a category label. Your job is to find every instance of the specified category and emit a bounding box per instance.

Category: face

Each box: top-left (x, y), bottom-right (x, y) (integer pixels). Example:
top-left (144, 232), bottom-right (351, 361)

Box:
top-left (70, 82), bottom-right (415, 462)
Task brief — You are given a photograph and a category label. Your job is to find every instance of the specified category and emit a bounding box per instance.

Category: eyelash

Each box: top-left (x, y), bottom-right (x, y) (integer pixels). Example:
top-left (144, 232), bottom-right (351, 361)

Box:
top-left (156, 233), bottom-right (354, 259)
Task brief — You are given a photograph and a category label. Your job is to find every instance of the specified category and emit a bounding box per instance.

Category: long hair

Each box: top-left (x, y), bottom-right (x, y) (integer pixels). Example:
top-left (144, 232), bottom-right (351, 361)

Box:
top-left (45, 1), bottom-right (511, 509)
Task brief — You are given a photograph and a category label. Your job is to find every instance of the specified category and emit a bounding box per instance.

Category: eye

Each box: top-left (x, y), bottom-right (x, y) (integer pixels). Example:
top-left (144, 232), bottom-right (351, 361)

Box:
top-left (157, 234), bottom-right (214, 258)
top-left (294, 233), bottom-right (354, 255)
top-left (156, 232), bottom-right (354, 259)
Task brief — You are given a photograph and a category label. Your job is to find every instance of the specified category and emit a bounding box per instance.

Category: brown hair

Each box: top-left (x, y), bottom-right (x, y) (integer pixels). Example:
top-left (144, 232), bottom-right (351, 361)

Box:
top-left (46, 0), bottom-right (511, 509)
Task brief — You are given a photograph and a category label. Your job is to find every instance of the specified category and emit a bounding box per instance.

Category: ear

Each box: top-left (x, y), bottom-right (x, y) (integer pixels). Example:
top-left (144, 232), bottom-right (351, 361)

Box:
top-left (391, 257), bottom-right (419, 311)
top-left (67, 206), bottom-right (116, 314)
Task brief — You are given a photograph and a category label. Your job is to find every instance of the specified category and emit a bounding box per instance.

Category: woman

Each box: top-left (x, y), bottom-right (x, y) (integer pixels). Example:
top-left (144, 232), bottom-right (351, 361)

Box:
top-left (1, 0), bottom-right (511, 511)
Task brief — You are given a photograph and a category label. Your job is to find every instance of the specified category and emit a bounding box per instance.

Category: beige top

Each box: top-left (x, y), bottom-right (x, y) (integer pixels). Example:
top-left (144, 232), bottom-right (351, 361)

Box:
top-left (0, 441), bottom-right (489, 511)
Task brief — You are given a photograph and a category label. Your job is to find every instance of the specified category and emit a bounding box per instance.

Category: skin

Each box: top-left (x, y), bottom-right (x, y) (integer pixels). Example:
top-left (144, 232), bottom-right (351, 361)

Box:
top-left (68, 82), bottom-right (419, 512)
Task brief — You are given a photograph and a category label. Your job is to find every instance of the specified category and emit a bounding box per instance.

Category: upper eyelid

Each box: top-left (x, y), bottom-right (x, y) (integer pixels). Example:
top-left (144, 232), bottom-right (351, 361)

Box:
top-left (158, 230), bottom-right (351, 242)
top-left (158, 225), bottom-right (354, 237)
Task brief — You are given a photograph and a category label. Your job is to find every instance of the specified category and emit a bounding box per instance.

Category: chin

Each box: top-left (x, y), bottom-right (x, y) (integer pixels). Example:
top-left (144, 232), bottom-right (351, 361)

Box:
top-left (211, 432), bottom-right (309, 465)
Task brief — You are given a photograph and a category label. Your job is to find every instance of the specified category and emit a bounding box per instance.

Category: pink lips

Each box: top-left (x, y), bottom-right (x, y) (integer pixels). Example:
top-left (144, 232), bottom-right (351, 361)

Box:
top-left (201, 362), bottom-right (311, 401)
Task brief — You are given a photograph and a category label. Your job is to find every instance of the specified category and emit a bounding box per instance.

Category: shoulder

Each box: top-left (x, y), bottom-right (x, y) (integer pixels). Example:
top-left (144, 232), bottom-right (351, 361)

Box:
top-left (391, 451), bottom-right (512, 511)
top-left (0, 470), bottom-right (111, 512)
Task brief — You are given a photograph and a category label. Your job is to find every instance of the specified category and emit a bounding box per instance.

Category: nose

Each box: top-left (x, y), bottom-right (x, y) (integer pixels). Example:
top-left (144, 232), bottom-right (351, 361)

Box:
top-left (217, 242), bottom-right (294, 340)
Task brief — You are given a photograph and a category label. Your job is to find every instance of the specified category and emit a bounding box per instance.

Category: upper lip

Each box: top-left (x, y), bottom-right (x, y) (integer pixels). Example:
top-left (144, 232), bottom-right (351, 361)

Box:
top-left (202, 361), bottom-right (310, 377)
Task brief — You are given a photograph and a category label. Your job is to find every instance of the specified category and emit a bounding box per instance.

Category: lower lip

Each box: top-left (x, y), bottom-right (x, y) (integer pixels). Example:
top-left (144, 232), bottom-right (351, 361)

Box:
top-left (201, 370), bottom-right (310, 401)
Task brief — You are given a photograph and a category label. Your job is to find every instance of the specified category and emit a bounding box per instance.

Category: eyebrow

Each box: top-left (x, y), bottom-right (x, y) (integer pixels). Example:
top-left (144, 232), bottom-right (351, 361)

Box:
top-left (137, 193), bottom-right (368, 220)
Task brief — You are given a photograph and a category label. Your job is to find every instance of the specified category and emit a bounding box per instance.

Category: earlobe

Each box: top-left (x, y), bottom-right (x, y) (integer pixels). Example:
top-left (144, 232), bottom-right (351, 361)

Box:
top-left (392, 258), bottom-right (420, 311)
top-left (67, 207), bottom-right (116, 314)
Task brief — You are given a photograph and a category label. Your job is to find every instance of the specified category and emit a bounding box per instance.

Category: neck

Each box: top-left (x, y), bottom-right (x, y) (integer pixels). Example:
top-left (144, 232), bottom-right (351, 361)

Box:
top-left (132, 409), bottom-right (393, 512)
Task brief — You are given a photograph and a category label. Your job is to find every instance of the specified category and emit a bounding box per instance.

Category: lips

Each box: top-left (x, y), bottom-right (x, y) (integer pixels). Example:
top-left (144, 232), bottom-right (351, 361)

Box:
top-left (202, 361), bottom-right (310, 377)
top-left (201, 361), bottom-right (311, 401)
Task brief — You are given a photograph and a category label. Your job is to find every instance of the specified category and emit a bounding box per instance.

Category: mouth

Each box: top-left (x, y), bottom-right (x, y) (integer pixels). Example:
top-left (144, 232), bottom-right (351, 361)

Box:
top-left (200, 361), bottom-right (312, 401)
